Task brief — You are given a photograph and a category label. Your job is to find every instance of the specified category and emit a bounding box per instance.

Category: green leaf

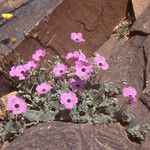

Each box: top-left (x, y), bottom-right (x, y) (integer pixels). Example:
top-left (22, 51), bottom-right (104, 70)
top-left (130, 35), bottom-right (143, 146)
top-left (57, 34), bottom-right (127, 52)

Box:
top-left (127, 125), bottom-right (145, 141)
top-left (24, 110), bottom-right (43, 122)
top-left (24, 110), bottom-right (55, 123)
top-left (38, 111), bottom-right (55, 122)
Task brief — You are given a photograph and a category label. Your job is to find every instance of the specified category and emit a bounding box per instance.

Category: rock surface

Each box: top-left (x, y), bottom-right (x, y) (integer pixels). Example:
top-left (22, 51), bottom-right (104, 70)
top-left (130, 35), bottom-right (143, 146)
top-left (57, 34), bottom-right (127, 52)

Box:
top-left (132, 4), bottom-right (150, 33)
top-left (94, 5), bottom-right (150, 148)
top-left (0, 0), bottom-right (63, 97)
top-left (1, 1), bottom-right (150, 150)
top-left (94, 36), bottom-right (127, 60)
top-left (0, 91), bottom-right (17, 119)
top-left (0, 0), bottom-right (128, 97)
top-left (0, 0), bottom-right (63, 53)
top-left (95, 33), bottom-right (150, 130)
top-left (132, 0), bottom-right (150, 19)
top-left (5, 122), bottom-right (139, 150)
top-left (140, 131), bottom-right (150, 150)
top-left (15, 0), bottom-right (128, 61)
top-left (0, 0), bottom-right (29, 14)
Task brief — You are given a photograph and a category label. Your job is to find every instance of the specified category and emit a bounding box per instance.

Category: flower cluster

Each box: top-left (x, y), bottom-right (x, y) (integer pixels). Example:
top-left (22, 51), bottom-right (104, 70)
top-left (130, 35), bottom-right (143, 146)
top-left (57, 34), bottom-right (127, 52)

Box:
top-left (0, 19), bottom-right (141, 143)
top-left (9, 49), bottom-right (45, 80)
top-left (7, 32), bottom-right (137, 116)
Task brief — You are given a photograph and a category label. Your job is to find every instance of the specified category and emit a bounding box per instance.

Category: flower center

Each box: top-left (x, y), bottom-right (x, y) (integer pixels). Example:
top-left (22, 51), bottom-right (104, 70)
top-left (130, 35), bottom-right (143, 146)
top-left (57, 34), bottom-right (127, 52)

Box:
top-left (60, 70), bottom-right (63, 73)
top-left (14, 104), bottom-right (19, 108)
top-left (81, 68), bottom-right (86, 72)
top-left (42, 88), bottom-right (46, 92)
top-left (76, 84), bottom-right (80, 88)
top-left (39, 56), bottom-right (43, 60)
top-left (67, 99), bottom-right (71, 103)
top-left (99, 62), bottom-right (103, 66)
top-left (21, 70), bottom-right (25, 74)
top-left (76, 38), bottom-right (79, 41)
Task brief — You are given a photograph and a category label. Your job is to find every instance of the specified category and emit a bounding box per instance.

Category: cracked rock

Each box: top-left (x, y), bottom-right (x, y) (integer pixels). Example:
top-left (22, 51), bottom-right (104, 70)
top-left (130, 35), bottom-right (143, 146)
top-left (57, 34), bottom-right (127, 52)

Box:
top-left (5, 122), bottom-right (139, 150)
top-left (14, 0), bottom-right (128, 61)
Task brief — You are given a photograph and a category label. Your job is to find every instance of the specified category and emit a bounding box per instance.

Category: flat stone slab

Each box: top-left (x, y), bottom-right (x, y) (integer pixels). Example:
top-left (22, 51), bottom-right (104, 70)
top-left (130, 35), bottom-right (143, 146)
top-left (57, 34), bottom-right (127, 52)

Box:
top-left (0, 0), bottom-right (128, 97)
top-left (132, 4), bottom-right (150, 33)
top-left (5, 122), bottom-right (139, 150)
top-left (94, 36), bottom-right (127, 60)
top-left (94, 5), bottom-right (150, 148)
top-left (14, 0), bottom-right (128, 61)
top-left (132, 0), bottom-right (150, 19)
top-left (0, 0), bottom-right (63, 54)
top-left (0, 0), bottom-right (29, 15)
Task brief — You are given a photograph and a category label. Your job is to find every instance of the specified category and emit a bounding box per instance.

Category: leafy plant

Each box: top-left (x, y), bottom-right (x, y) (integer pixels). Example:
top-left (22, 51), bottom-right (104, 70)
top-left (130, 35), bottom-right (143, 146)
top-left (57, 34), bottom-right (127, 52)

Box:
top-left (0, 32), bottom-right (139, 144)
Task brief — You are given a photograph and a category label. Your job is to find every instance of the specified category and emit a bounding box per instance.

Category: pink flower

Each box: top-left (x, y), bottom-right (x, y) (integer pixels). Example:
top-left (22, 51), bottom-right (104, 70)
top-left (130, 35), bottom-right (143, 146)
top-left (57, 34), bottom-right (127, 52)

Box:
top-left (122, 87), bottom-right (137, 97)
top-left (53, 63), bottom-right (68, 77)
top-left (24, 60), bottom-right (37, 71)
top-left (15, 65), bottom-right (27, 80)
top-left (32, 49), bottom-right (46, 62)
top-left (70, 78), bottom-right (85, 91)
top-left (94, 55), bottom-right (109, 70)
top-left (122, 86), bottom-right (137, 106)
top-left (9, 66), bottom-right (17, 77)
top-left (9, 65), bottom-right (27, 80)
top-left (36, 83), bottom-right (52, 95)
top-left (71, 32), bottom-right (85, 42)
top-left (66, 51), bottom-right (86, 62)
top-left (7, 96), bottom-right (27, 115)
top-left (129, 96), bottom-right (137, 106)
top-left (75, 61), bottom-right (93, 80)
top-left (60, 92), bottom-right (78, 109)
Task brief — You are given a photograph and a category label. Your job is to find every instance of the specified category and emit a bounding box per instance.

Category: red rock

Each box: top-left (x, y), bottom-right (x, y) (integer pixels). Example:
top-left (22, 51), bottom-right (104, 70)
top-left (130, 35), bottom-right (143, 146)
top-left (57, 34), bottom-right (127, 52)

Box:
top-left (132, 0), bottom-right (150, 19)
top-left (5, 122), bottom-right (139, 150)
top-left (15, 0), bottom-right (128, 61)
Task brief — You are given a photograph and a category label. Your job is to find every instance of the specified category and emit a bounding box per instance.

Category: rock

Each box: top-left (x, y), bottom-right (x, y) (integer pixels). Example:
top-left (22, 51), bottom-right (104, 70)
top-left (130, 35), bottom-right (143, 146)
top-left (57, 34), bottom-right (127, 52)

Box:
top-left (94, 5), bottom-right (150, 147)
top-left (0, 0), bottom-right (63, 97)
top-left (95, 34), bottom-right (150, 126)
top-left (140, 34), bottom-right (150, 111)
top-left (131, 3), bottom-right (150, 112)
top-left (5, 122), bottom-right (139, 150)
top-left (132, 0), bottom-right (150, 19)
top-left (14, 0), bottom-right (128, 61)
top-left (94, 36), bottom-right (127, 60)
top-left (132, 4), bottom-right (150, 33)
top-left (140, 131), bottom-right (150, 150)
top-left (0, 0), bottom-right (128, 97)
top-left (0, 0), bottom-right (63, 54)
top-left (1, 141), bottom-right (10, 150)
top-left (96, 35), bottom-right (145, 96)
top-left (0, 0), bottom-right (29, 15)
top-left (0, 91), bottom-right (17, 119)
top-left (141, 92), bottom-right (150, 111)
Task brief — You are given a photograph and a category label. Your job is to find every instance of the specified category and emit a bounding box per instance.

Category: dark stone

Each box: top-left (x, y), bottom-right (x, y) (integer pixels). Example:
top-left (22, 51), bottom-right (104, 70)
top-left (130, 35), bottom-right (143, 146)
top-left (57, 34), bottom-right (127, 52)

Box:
top-left (0, 0), bottom-right (63, 54)
top-left (5, 122), bottom-right (139, 150)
